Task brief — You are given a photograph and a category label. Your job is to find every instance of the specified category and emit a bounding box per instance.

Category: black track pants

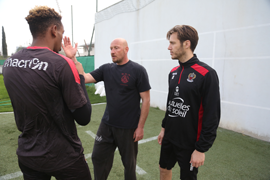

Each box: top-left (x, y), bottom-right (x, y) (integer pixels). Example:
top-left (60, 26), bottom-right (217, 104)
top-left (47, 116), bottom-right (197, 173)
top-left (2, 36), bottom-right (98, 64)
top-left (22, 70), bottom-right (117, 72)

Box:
top-left (92, 122), bottom-right (138, 180)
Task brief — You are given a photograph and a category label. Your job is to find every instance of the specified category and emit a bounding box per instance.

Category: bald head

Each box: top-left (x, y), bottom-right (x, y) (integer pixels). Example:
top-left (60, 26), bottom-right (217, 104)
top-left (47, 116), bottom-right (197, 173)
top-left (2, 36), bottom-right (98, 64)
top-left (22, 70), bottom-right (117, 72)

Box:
top-left (110, 38), bottom-right (129, 65)
top-left (111, 38), bottom-right (128, 48)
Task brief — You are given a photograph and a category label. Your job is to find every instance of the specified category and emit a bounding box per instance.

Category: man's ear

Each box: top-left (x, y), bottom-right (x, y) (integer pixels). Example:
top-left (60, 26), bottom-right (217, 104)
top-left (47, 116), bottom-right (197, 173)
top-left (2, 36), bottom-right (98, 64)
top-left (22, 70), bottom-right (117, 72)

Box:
top-left (125, 46), bottom-right (129, 53)
top-left (184, 40), bottom-right (191, 49)
top-left (51, 25), bottom-right (57, 37)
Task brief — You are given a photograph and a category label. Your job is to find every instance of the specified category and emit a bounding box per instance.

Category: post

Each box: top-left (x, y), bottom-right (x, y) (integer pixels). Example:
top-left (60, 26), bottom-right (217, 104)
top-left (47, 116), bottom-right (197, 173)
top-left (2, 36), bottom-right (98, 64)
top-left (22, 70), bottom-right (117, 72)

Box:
top-left (71, 5), bottom-right (74, 46)
top-left (88, 25), bottom-right (95, 56)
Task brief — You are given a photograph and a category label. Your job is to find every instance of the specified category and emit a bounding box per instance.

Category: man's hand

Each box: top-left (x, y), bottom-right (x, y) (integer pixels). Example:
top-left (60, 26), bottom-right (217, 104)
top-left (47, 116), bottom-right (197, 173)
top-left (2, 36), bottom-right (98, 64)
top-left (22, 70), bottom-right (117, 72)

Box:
top-left (133, 127), bottom-right (144, 142)
top-left (62, 36), bottom-right (78, 60)
top-left (158, 128), bottom-right (165, 145)
top-left (133, 90), bottom-right (149, 142)
top-left (190, 150), bottom-right (205, 168)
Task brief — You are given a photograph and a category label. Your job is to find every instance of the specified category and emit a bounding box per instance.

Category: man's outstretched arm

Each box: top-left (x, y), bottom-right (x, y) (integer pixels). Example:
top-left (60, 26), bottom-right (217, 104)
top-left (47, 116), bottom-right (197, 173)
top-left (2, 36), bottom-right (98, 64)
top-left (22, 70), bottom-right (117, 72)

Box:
top-left (62, 36), bottom-right (97, 84)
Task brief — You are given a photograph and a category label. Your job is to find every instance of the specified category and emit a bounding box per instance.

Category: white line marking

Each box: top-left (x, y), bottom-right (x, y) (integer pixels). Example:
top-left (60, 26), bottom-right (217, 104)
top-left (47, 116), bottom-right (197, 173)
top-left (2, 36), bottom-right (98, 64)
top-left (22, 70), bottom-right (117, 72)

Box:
top-left (0, 153), bottom-right (94, 180)
top-left (0, 171), bottom-right (22, 180)
top-left (138, 136), bottom-right (158, 144)
top-left (0, 131), bottom-right (155, 179)
top-left (92, 102), bottom-right (106, 106)
top-left (136, 165), bottom-right (147, 175)
top-left (85, 153), bottom-right (92, 159)
top-left (85, 130), bottom-right (156, 175)
top-left (85, 130), bottom-right (96, 139)
top-left (0, 112), bottom-right (13, 115)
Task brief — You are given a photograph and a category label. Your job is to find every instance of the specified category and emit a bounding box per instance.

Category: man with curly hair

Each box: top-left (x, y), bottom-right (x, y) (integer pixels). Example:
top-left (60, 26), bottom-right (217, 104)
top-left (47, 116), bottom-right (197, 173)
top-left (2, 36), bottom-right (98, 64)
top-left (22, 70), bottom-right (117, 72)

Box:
top-left (2, 6), bottom-right (92, 180)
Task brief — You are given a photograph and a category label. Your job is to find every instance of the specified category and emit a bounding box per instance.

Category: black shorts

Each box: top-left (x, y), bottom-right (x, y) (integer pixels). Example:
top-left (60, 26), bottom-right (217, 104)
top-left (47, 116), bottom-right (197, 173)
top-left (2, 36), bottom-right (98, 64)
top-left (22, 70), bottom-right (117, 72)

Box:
top-left (159, 138), bottom-right (198, 180)
top-left (19, 155), bottom-right (92, 180)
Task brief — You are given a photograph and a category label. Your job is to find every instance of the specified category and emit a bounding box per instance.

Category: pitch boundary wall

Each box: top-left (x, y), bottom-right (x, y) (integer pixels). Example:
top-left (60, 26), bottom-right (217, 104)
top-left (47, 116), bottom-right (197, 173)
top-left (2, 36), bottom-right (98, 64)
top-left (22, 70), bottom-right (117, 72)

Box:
top-left (94, 0), bottom-right (270, 141)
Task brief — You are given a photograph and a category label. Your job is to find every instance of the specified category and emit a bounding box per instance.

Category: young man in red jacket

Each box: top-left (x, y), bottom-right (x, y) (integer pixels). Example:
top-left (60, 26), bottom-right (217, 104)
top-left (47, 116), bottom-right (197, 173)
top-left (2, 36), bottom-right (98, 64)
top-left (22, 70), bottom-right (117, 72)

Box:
top-left (158, 25), bottom-right (220, 180)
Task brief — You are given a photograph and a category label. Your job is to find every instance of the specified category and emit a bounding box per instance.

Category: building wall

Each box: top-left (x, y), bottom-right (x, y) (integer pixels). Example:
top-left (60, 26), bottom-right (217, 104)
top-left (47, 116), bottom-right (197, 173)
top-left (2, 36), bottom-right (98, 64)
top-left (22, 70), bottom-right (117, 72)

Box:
top-left (94, 0), bottom-right (270, 141)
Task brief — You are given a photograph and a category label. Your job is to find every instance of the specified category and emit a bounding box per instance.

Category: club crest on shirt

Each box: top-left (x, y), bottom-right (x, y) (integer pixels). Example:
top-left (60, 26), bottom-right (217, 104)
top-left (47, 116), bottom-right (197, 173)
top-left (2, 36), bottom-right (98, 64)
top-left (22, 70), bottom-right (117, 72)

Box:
top-left (121, 73), bottom-right (130, 83)
top-left (174, 86), bottom-right (179, 96)
top-left (187, 72), bottom-right (196, 82)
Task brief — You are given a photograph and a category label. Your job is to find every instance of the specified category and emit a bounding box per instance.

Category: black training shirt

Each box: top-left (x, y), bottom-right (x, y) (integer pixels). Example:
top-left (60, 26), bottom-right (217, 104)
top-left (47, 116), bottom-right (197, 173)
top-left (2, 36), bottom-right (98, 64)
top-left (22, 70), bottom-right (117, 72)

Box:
top-left (90, 60), bottom-right (151, 129)
top-left (3, 46), bottom-right (87, 172)
top-left (162, 55), bottom-right (220, 152)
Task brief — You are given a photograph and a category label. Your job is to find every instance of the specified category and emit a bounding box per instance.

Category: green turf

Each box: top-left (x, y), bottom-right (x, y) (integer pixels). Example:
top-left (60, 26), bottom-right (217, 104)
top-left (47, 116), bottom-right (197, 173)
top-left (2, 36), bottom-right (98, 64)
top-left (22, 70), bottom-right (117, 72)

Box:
top-left (0, 74), bottom-right (106, 112)
top-left (0, 74), bottom-right (13, 112)
top-left (0, 75), bottom-right (10, 100)
top-left (1, 104), bottom-right (270, 180)
top-left (85, 84), bottom-right (107, 104)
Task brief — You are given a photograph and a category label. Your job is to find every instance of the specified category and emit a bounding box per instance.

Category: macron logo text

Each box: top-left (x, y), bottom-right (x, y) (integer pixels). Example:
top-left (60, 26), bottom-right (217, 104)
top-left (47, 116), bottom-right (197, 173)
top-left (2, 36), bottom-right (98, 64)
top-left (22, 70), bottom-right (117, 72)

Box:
top-left (4, 58), bottom-right (48, 71)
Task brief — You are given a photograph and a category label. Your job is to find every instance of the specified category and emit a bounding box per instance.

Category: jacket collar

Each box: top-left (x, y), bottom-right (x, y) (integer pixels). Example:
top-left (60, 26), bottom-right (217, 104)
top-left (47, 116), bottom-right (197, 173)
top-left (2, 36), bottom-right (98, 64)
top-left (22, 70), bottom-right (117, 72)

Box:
top-left (179, 54), bottom-right (199, 67)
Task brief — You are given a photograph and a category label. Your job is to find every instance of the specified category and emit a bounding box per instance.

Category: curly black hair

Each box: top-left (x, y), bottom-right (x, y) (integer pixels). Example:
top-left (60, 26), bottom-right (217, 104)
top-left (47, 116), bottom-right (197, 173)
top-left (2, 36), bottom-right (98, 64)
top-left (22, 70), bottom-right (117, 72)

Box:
top-left (25, 6), bottom-right (62, 38)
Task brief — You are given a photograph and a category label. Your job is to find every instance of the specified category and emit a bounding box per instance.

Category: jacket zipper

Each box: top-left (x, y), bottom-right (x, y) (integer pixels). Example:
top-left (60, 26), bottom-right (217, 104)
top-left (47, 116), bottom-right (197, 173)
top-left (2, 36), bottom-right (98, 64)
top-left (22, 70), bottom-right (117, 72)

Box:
top-left (178, 65), bottom-right (184, 84)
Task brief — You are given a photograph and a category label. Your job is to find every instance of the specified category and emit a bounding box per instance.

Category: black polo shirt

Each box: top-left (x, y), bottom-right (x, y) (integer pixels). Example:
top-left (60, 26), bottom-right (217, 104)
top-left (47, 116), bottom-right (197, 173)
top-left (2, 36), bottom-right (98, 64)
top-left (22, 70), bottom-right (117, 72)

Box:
top-left (90, 60), bottom-right (151, 129)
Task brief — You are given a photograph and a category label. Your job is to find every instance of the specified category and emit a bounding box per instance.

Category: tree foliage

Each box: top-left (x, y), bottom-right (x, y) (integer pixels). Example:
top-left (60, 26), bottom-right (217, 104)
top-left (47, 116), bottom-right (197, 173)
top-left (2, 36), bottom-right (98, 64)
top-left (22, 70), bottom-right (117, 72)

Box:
top-left (2, 26), bottom-right (8, 57)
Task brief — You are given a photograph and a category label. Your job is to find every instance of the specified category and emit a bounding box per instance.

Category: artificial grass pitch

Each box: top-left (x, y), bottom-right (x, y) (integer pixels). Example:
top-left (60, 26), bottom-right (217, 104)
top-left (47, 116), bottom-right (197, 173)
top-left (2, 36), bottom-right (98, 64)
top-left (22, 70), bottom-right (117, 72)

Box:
top-left (0, 104), bottom-right (270, 180)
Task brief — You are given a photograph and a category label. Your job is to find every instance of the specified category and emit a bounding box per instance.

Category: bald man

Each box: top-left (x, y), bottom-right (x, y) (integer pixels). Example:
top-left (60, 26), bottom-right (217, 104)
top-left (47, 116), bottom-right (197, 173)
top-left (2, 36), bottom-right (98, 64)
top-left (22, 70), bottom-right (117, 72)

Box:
top-left (63, 37), bottom-right (151, 180)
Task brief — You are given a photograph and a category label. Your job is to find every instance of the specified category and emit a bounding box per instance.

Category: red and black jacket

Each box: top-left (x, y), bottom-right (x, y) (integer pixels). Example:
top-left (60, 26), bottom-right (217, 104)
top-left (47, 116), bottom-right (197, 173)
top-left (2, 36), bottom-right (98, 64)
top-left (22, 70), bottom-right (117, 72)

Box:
top-left (162, 54), bottom-right (220, 152)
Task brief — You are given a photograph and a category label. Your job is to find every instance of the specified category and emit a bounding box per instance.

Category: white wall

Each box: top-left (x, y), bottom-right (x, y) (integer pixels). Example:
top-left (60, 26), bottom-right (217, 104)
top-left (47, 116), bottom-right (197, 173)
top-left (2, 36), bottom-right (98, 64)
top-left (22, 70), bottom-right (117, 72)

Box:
top-left (94, 0), bottom-right (270, 141)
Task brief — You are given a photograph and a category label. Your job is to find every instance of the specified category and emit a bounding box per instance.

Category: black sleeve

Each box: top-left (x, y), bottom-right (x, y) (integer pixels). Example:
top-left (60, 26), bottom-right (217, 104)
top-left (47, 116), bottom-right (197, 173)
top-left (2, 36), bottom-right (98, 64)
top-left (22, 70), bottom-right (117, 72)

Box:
top-left (195, 70), bottom-right (221, 152)
top-left (60, 63), bottom-right (87, 110)
top-left (72, 75), bottom-right (92, 126)
top-left (90, 64), bottom-right (107, 82)
top-left (136, 65), bottom-right (151, 92)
